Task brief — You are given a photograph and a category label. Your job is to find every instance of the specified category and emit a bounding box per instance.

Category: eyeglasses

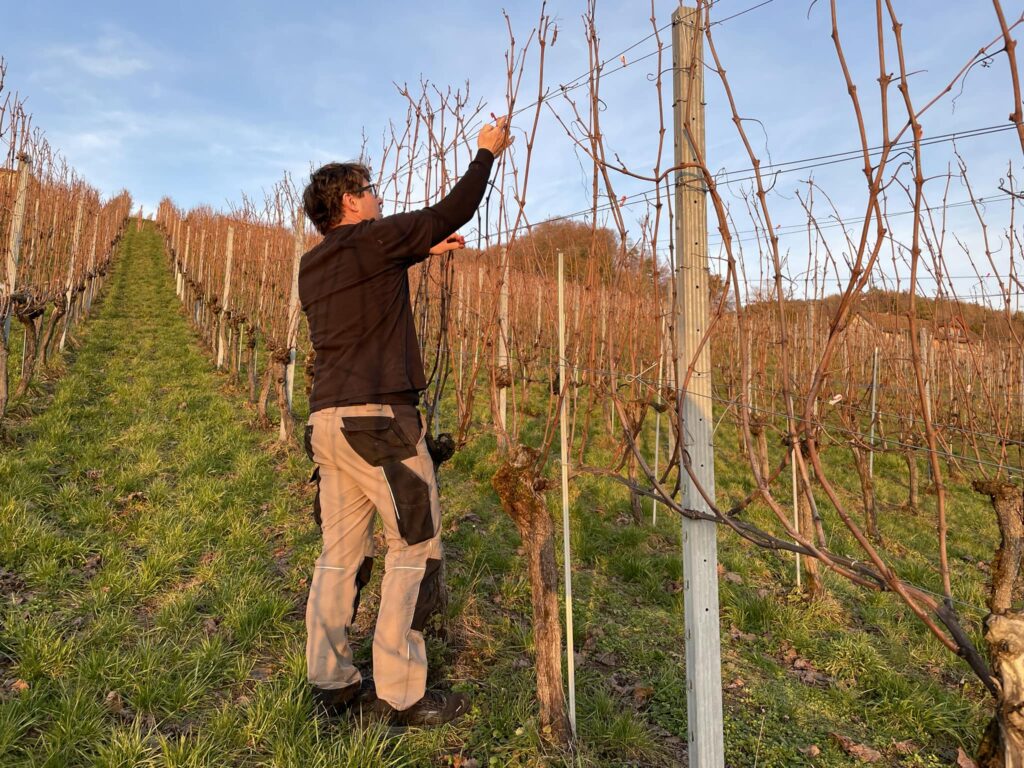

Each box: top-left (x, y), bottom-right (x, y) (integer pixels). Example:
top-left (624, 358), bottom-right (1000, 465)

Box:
top-left (353, 182), bottom-right (378, 198)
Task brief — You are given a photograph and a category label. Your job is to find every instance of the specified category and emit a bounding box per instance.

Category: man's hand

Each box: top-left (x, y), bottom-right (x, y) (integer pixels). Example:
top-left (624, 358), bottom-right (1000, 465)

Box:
top-left (478, 115), bottom-right (514, 157)
top-left (429, 234), bottom-right (466, 255)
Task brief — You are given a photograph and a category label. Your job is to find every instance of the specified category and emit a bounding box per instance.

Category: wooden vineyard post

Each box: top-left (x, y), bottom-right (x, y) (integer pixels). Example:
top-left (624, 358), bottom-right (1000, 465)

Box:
top-left (217, 226), bottom-right (234, 369)
top-left (652, 314), bottom-right (667, 524)
top-left (59, 197), bottom-right (85, 354)
top-left (251, 239), bottom-right (270, 394)
top-left (2, 154), bottom-right (31, 348)
top-left (869, 346), bottom-right (879, 479)
top-left (791, 419), bottom-right (802, 590)
top-left (673, 6), bottom-right (725, 766)
top-left (918, 326), bottom-right (932, 482)
top-left (473, 266), bottom-right (483, 381)
top-left (557, 250), bottom-right (577, 735)
top-left (77, 222), bottom-right (95, 321)
top-left (282, 211), bottom-right (304, 441)
top-left (498, 246), bottom-right (510, 445)
top-left (175, 219), bottom-right (185, 299)
top-left (456, 270), bottom-right (465, 391)
top-left (178, 231), bottom-right (186, 298)
top-left (194, 231), bottom-right (205, 326)
top-left (0, 153), bottom-right (32, 418)
top-left (257, 241), bottom-right (269, 317)
top-left (180, 226), bottom-right (191, 315)
top-left (17, 197), bottom-right (40, 374)
top-left (84, 225), bottom-right (98, 316)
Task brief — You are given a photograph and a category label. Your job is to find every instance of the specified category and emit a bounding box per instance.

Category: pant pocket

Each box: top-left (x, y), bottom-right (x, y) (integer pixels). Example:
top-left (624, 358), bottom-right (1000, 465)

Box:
top-left (341, 411), bottom-right (433, 545)
top-left (341, 416), bottom-right (417, 465)
top-left (382, 461), bottom-right (434, 545)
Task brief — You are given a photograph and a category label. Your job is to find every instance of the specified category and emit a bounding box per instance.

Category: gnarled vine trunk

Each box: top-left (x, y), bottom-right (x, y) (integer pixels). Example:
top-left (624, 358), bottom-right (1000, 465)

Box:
top-left (974, 480), bottom-right (1024, 767)
top-left (751, 418), bottom-right (770, 482)
top-left (15, 308), bottom-right (45, 398)
top-left (898, 424), bottom-right (919, 512)
top-left (257, 360), bottom-right (274, 427)
top-left (272, 349), bottom-right (294, 443)
top-left (38, 299), bottom-right (67, 369)
top-left (491, 444), bottom-right (570, 747)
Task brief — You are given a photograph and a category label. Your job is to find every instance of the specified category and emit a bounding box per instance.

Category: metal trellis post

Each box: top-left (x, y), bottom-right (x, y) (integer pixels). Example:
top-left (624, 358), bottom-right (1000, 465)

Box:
top-left (673, 5), bottom-right (725, 766)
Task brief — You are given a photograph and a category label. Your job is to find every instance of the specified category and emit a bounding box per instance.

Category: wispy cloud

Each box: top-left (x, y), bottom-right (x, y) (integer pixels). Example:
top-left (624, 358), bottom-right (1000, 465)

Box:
top-left (42, 29), bottom-right (154, 79)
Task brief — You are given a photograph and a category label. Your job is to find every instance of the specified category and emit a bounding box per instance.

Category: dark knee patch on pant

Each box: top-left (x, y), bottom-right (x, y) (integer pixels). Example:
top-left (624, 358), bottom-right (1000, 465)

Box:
top-left (383, 461), bottom-right (434, 545)
top-left (341, 416), bottom-right (417, 466)
top-left (352, 556), bottom-right (374, 619)
top-left (309, 466), bottom-right (322, 530)
top-left (411, 558), bottom-right (443, 632)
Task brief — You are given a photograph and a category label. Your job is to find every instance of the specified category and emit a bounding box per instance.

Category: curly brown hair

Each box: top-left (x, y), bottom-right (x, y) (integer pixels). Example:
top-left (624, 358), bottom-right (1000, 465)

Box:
top-left (302, 162), bottom-right (372, 235)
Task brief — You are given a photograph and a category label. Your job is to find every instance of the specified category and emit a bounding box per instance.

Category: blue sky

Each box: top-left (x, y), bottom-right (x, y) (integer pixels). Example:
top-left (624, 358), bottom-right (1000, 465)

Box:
top-left (3, 1), bottom-right (1023, 301)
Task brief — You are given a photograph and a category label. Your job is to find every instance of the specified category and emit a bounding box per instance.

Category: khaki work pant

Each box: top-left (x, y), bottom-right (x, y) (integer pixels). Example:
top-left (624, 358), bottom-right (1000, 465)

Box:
top-left (304, 403), bottom-right (443, 711)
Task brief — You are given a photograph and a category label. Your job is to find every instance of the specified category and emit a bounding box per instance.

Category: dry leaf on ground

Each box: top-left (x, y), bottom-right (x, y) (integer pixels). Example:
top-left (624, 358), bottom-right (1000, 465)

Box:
top-left (829, 732), bottom-right (883, 763)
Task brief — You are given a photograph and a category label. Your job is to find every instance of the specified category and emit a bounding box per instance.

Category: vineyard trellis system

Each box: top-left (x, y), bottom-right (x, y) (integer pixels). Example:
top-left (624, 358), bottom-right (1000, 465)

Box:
top-left (0, 0), bottom-right (1018, 764)
top-left (0, 57), bottom-right (134, 426)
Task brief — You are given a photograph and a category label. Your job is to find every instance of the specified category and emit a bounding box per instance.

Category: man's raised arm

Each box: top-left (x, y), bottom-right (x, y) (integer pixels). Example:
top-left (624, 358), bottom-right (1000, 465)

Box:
top-left (374, 116), bottom-right (514, 260)
top-left (427, 116), bottom-right (515, 234)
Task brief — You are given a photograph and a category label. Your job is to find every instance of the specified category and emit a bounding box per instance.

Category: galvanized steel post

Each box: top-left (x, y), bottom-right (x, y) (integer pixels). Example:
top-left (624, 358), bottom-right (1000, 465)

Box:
top-left (672, 5), bottom-right (725, 766)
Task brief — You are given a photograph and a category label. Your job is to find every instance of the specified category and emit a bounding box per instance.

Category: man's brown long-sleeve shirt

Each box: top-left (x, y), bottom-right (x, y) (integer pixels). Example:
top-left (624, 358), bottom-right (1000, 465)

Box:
top-left (299, 149), bottom-right (495, 413)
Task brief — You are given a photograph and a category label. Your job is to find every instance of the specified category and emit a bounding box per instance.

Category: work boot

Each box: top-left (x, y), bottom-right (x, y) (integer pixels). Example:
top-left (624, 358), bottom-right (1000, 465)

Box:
top-left (312, 678), bottom-right (377, 718)
top-left (370, 689), bottom-right (469, 727)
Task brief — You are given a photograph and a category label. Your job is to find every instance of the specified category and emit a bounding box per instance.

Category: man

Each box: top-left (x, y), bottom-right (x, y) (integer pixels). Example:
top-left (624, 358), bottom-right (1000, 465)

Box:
top-left (298, 116), bottom-right (513, 727)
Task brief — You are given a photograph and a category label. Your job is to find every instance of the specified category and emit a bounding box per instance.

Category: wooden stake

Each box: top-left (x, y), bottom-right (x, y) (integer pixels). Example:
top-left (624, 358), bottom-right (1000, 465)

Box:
top-left (59, 197), bottom-right (85, 353)
top-left (792, 438), bottom-right (802, 590)
top-left (195, 231), bottom-right (206, 326)
top-left (2, 154), bottom-right (32, 346)
top-left (457, 270), bottom-right (465, 392)
top-left (653, 314), bottom-right (667, 524)
top-left (175, 218), bottom-right (184, 298)
top-left (557, 250), bottom-right (577, 735)
top-left (919, 326), bottom-right (933, 481)
top-left (217, 226), bottom-right (234, 369)
top-left (498, 246), bottom-right (510, 443)
top-left (869, 346), bottom-right (879, 479)
top-left (284, 211), bottom-right (304, 416)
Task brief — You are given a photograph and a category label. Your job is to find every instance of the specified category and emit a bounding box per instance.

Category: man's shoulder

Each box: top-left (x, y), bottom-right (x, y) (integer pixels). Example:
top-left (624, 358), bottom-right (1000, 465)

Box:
top-left (301, 226), bottom-right (361, 266)
top-left (301, 215), bottom-right (429, 279)
top-left (307, 220), bottom-right (393, 253)
top-left (298, 223), bottom-right (405, 290)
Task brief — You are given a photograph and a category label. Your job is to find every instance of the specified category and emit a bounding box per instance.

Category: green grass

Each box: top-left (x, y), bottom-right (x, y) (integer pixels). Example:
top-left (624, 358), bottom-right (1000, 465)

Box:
top-left (0, 224), bottom-right (998, 766)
